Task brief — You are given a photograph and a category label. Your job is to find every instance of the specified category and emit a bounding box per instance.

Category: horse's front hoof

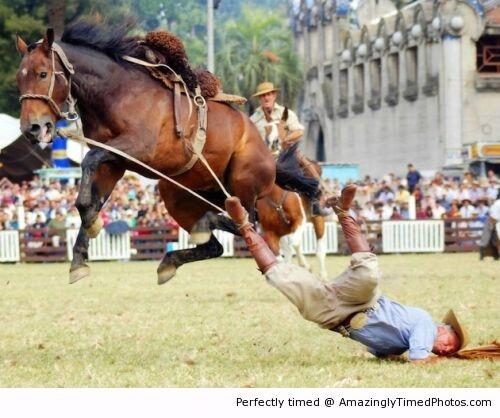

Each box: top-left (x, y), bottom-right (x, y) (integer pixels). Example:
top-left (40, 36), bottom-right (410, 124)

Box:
top-left (86, 217), bottom-right (103, 238)
top-left (157, 264), bottom-right (177, 285)
top-left (69, 265), bottom-right (90, 284)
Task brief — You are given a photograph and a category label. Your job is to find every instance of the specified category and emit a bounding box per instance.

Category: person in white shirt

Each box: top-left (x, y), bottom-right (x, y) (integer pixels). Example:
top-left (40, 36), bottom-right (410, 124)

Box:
top-left (459, 199), bottom-right (476, 219)
top-left (479, 190), bottom-right (500, 260)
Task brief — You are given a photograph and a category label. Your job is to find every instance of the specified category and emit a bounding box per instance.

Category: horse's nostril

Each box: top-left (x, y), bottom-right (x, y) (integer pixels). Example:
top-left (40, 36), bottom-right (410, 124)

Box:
top-left (29, 124), bottom-right (41, 135)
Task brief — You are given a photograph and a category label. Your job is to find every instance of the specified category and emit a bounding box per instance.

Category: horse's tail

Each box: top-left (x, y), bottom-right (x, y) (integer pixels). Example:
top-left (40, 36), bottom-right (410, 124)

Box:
top-left (275, 142), bottom-right (318, 200)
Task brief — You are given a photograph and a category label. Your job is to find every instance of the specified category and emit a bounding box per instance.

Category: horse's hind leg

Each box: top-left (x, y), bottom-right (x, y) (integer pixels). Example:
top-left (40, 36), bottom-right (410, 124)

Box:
top-left (157, 234), bottom-right (224, 284)
top-left (313, 216), bottom-right (327, 280)
top-left (70, 149), bottom-right (124, 283)
top-left (157, 182), bottom-right (229, 284)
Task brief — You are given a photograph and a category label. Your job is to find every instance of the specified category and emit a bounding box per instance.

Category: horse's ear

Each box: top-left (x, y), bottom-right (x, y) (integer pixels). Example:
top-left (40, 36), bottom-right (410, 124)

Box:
top-left (41, 28), bottom-right (54, 53)
top-left (16, 34), bottom-right (28, 57)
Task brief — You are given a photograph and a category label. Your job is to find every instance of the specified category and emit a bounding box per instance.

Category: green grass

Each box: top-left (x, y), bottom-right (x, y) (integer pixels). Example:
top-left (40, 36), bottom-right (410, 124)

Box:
top-left (0, 254), bottom-right (498, 387)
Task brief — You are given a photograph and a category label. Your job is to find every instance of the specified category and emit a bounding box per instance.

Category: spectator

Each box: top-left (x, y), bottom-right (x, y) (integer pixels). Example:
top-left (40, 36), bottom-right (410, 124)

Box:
top-left (395, 185), bottom-right (410, 206)
top-left (406, 163), bottom-right (421, 194)
top-left (432, 202), bottom-right (447, 220)
top-left (416, 204), bottom-right (428, 220)
top-left (446, 202), bottom-right (461, 219)
top-left (47, 211), bottom-right (67, 247)
top-left (390, 207), bottom-right (403, 220)
top-left (459, 199), bottom-right (476, 219)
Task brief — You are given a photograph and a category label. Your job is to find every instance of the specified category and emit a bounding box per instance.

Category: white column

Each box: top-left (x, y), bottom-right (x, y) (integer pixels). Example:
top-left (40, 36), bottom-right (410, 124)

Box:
top-left (207, 0), bottom-right (214, 72)
top-left (441, 36), bottom-right (463, 166)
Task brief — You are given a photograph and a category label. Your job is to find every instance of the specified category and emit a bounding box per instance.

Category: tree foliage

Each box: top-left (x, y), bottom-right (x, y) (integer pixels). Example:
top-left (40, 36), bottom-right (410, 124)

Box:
top-left (215, 6), bottom-right (301, 112)
top-left (0, 0), bottom-right (298, 116)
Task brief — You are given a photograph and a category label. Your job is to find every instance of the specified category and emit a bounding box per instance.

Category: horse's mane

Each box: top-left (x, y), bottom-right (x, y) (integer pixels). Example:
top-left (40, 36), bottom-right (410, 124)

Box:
top-left (61, 20), bottom-right (141, 62)
top-left (61, 20), bottom-right (220, 96)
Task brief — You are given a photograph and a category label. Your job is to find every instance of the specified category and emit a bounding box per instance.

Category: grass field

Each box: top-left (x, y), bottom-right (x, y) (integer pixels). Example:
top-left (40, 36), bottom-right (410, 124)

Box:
top-left (0, 253), bottom-right (498, 387)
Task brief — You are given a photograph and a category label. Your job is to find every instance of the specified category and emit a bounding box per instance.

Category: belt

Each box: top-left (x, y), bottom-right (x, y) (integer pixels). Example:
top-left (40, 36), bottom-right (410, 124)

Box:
top-left (330, 303), bottom-right (379, 338)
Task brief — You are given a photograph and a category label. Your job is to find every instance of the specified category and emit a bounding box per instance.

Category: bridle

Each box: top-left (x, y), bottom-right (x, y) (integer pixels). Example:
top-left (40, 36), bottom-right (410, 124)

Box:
top-left (18, 42), bottom-right (79, 122)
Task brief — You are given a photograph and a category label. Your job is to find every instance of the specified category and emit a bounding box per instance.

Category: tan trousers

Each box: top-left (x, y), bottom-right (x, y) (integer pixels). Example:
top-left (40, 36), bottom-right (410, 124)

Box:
top-left (265, 252), bottom-right (382, 329)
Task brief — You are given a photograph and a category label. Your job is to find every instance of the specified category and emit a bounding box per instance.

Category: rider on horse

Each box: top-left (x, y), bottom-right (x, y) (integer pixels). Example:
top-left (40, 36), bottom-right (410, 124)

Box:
top-left (250, 82), bottom-right (332, 217)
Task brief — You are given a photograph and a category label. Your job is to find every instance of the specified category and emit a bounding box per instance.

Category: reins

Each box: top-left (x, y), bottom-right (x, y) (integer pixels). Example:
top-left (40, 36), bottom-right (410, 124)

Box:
top-left (58, 127), bottom-right (228, 215)
top-left (20, 41), bottom-right (232, 215)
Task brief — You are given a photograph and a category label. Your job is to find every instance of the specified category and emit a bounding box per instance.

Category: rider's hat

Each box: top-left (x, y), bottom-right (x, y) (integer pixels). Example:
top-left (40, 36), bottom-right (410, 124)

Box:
top-left (442, 309), bottom-right (469, 353)
top-left (252, 82), bottom-right (279, 97)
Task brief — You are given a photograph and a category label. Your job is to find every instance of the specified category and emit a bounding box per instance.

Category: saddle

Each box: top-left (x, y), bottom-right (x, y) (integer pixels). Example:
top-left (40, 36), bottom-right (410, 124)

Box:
top-left (124, 30), bottom-right (246, 177)
top-left (140, 31), bottom-right (246, 105)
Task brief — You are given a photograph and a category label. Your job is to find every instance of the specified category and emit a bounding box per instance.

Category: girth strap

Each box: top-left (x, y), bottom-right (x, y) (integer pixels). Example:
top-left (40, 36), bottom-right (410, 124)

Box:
top-left (173, 81), bottom-right (183, 138)
top-left (265, 190), bottom-right (291, 225)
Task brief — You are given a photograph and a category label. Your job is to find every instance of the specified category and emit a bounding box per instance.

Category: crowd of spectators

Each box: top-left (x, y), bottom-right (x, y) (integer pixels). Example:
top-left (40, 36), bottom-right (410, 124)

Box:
top-left (1, 164), bottom-right (499, 234)
top-left (323, 164), bottom-right (499, 225)
top-left (0, 175), bottom-right (178, 234)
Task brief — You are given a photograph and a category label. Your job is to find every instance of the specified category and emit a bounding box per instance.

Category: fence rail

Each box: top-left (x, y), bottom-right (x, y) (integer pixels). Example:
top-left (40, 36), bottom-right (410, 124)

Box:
top-left (0, 230), bottom-right (20, 262)
top-left (382, 220), bottom-right (444, 253)
top-left (66, 229), bottom-right (131, 261)
top-left (0, 219), bottom-right (490, 263)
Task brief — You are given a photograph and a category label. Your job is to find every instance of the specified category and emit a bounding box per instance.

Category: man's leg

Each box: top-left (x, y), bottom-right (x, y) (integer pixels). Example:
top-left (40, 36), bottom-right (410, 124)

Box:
top-left (225, 197), bottom-right (340, 328)
top-left (325, 184), bottom-right (370, 253)
top-left (325, 185), bottom-right (381, 307)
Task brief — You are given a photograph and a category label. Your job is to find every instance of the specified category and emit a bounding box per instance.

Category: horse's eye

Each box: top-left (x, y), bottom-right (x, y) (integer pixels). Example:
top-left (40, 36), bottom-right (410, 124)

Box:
top-left (40, 72), bottom-right (48, 79)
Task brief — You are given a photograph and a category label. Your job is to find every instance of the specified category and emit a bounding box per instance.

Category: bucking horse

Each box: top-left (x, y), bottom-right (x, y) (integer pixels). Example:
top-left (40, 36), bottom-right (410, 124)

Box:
top-left (15, 21), bottom-right (318, 284)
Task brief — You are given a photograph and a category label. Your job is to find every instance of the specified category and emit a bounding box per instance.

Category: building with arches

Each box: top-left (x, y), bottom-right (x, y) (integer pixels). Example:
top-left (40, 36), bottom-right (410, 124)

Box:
top-left (291, 0), bottom-right (500, 176)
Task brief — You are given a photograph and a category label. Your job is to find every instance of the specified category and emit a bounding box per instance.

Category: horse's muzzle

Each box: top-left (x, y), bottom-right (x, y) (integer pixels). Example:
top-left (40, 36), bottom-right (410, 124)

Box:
top-left (22, 117), bottom-right (55, 144)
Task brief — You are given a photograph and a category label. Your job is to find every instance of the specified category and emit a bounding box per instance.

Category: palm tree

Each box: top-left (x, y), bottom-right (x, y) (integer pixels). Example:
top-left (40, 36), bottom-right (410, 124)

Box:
top-left (215, 6), bottom-right (302, 112)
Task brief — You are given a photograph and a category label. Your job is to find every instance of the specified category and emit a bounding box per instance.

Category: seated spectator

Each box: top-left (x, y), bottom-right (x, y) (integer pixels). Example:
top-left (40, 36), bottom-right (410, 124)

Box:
top-left (432, 202), bottom-right (446, 220)
top-left (395, 185), bottom-right (410, 206)
top-left (446, 202), bottom-right (461, 219)
top-left (47, 211), bottom-right (67, 247)
top-left (390, 207), bottom-right (403, 220)
top-left (459, 199), bottom-right (476, 219)
top-left (416, 204), bottom-right (428, 220)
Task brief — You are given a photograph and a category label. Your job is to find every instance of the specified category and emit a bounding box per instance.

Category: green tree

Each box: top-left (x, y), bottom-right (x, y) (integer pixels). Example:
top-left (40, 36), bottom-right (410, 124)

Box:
top-left (215, 6), bottom-right (301, 112)
top-left (0, 1), bottom-right (46, 116)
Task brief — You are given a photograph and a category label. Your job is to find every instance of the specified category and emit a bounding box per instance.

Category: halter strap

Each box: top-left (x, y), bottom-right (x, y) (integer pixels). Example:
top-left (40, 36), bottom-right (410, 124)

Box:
top-left (19, 41), bottom-right (77, 121)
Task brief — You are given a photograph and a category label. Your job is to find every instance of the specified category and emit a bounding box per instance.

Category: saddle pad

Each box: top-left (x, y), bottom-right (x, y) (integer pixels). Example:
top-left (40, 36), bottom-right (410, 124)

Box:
top-left (208, 93), bottom-right (247, 105)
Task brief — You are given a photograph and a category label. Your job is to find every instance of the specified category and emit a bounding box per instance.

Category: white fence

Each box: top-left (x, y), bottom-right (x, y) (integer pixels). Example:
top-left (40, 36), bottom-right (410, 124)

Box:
top-left (0, 220), bottom-right (450, 263)
top-left (300, 222), bottom-right (338, 254)
top-left (382, 220), bottom-right (444, 253)
top-left (66, 229), bottom-right (131, 261)
top-left (177, 228), bottom-right (235, 257)
top-left (0, 231), bottom-right (20, 262)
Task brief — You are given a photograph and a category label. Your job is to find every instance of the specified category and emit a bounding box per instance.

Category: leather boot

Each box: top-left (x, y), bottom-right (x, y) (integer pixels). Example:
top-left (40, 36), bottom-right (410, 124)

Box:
top-left (326, 185), bottom-right (371, 253)
top-left (225, 197), bottom-right (278, 273)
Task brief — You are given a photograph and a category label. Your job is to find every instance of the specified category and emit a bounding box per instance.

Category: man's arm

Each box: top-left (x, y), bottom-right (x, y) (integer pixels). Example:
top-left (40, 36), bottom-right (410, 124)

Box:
top-left (283, 129), bottom-right (304, 143)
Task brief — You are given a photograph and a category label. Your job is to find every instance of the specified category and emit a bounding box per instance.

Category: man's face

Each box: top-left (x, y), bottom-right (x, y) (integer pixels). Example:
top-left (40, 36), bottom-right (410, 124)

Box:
top-left (258, 91), bottom-right (277, 112)
top-left (432, 325), bottom-right (460, 356)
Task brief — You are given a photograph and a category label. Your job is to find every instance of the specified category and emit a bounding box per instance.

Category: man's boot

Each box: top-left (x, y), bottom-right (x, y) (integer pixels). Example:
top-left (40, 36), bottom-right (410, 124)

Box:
top-left (225, 197), bottom-right (278, 273)
top-left (326, 184), bottom-right (371, 253)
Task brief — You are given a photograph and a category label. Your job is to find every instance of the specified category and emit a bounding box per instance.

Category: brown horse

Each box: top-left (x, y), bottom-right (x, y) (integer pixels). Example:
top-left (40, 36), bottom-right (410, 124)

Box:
top-left (16, 22), bottom-right (318, 284)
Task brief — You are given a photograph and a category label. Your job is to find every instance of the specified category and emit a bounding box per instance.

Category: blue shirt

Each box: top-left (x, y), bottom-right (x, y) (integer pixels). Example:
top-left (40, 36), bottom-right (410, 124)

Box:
top-left (349, 296), bottom-right (437, 360)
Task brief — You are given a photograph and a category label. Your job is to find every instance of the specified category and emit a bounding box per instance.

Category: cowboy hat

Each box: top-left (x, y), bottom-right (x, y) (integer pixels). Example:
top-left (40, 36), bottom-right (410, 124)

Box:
top-left (252, 81), bottom-right (279, 97)
top-left (442, 309), bottom-right (469, 353)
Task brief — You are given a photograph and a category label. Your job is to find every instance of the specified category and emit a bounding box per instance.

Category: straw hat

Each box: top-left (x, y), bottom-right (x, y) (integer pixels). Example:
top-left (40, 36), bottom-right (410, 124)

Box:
top-left (442, 309), bottom-right (469, 353)
top-left (252, 81), bottom-right (279, 97)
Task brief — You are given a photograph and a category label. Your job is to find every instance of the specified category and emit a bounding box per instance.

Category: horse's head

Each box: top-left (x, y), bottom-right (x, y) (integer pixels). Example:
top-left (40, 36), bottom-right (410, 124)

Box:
top-left (16, 28), bottom-right (71, 144)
